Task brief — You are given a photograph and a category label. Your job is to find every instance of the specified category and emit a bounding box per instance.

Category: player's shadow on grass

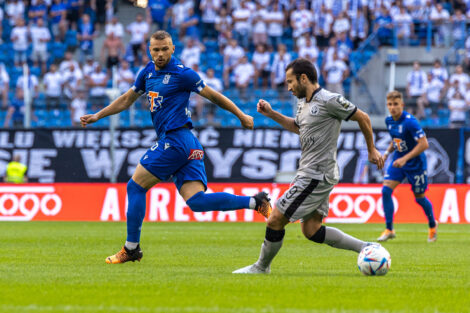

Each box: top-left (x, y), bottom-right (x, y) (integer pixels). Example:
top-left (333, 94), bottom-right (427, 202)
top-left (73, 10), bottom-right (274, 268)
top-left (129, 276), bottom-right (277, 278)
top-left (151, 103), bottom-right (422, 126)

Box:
top-left (274, 272), bottom-right (360, 277)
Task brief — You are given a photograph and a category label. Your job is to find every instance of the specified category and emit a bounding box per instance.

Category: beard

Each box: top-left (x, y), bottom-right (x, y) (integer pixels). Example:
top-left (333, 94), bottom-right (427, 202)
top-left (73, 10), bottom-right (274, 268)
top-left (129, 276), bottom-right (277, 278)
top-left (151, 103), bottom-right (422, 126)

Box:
top-left (295, 85), bottom-right (307, 99)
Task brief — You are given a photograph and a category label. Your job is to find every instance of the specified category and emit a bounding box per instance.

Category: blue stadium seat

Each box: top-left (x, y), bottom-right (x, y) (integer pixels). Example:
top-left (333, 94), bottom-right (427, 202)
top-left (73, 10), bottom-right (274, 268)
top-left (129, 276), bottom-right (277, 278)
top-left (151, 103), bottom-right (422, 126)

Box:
top-left (65, 30), bottom-right (78, 49)
top-left (205, 40), bottom-right (219, 53)
top-left (51, 42), bottom-right (66, 60)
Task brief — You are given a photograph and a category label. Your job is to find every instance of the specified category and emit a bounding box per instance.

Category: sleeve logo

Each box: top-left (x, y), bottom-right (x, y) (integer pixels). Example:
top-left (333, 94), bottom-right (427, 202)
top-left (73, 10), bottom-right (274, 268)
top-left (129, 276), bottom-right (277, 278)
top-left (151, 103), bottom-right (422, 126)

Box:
top-left (188, 149), bottom-right (204, 160)
top-left (336, 96), bottom-right (351, 109)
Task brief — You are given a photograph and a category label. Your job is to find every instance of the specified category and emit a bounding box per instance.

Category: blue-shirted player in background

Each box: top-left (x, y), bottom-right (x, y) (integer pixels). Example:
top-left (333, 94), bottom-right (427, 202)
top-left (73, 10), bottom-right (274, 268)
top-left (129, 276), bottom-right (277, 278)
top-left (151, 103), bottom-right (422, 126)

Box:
top-left (378, 90), bottom-right (437, 243)
top-left (80, 31), bottom-right (272, 264)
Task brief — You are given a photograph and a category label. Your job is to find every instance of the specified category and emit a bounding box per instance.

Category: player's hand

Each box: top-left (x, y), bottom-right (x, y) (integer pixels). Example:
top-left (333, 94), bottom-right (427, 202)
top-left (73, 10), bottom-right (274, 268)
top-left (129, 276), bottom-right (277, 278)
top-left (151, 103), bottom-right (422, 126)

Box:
top-left (257, 99), bottom-right (274, 116)
top-left (392, 157), bottom-right (406, 168)
top-left (80, 114), bottom-right (99, 127)
top-left (368, 148), bottom-right (384, 170)
top-left (239, 114), bottom-right (254, 129)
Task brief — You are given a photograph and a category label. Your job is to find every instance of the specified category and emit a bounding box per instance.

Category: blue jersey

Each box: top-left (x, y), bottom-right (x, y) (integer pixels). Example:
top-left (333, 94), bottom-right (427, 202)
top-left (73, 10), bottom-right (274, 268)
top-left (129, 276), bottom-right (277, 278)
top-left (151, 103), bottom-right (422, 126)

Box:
top-left (132, 57), bottom-right (206, 138)
top-left (385, 111), bottom-right (426, 171)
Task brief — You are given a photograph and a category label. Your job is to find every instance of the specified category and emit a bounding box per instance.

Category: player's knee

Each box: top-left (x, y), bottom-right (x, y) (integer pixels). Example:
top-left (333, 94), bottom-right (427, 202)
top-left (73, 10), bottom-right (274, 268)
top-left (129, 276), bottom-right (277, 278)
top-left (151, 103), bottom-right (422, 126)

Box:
top-left (414, 193), bottom-right (425, 200)
top-left (186, 191), bottom-right (206, 212)
top-left (265, 227), bottom-right (285, 242)
top-left (308, 225), bottom-right (326, 243)
top-left (382, 186), bottom-right (393, 198)
top-left (127, 179), bottom-right (147, 194)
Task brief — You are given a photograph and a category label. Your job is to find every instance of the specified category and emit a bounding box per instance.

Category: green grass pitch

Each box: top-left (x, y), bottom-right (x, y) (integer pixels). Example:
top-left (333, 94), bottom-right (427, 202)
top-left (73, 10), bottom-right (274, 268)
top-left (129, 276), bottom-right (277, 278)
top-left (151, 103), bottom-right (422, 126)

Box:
top-left (1, 222), bottom-right (469, 313)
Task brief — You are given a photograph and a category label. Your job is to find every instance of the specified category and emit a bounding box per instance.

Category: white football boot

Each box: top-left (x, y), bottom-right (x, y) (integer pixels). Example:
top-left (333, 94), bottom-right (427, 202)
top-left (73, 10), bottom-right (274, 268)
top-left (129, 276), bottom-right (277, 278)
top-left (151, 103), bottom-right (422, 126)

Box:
top-left (232, 263), bottom-right (270, 274)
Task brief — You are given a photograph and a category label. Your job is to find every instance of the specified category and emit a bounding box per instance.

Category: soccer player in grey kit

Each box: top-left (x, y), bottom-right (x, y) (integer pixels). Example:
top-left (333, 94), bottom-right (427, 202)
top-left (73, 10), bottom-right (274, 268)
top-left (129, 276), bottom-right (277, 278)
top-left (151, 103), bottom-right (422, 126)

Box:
top-left (233, 58), bottom-right (385, 274)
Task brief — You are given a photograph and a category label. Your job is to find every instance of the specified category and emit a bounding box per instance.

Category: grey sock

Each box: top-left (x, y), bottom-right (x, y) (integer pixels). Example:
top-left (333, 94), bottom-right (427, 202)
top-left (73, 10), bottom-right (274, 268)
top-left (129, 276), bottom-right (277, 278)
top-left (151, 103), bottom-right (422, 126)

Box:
top-left (125, 241), bottom-right (138, 250)
top-left (324, 227), bottom-right (365, 253)
top-left (255, 239), bottom-right (283, 269)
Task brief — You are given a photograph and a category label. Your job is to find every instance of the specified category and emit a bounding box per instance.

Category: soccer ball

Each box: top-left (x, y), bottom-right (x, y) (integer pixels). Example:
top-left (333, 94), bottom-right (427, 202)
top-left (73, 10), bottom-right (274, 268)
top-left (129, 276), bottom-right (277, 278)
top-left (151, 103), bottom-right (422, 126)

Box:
top-left (357, 245), bottom-right (391, 276)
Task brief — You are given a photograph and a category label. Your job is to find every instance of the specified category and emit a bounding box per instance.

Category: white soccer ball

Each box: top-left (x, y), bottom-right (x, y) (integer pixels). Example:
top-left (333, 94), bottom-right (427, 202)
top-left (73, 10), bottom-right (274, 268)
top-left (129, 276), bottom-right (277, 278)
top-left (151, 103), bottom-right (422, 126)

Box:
top-left (357, 244), bottom-right (391, 276)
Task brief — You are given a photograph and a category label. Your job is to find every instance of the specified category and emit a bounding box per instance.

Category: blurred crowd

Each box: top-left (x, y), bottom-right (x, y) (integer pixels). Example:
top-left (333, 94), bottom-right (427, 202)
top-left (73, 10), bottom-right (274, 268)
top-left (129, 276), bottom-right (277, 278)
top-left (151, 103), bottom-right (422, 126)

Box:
top-left (0, 0), bottom-right (470, 128)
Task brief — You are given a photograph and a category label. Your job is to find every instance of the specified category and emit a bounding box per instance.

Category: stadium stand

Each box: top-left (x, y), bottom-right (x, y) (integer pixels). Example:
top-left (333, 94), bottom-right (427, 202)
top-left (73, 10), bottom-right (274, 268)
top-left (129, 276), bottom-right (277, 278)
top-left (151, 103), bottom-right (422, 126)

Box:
top-left (0, 0), bottom-right (469, 128)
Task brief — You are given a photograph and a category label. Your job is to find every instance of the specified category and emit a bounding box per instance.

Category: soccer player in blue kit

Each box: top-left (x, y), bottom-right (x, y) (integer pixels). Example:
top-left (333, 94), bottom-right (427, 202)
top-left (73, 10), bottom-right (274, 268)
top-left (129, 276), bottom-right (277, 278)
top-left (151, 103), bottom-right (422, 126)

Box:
top-left (378, 91), bottom-right (437, 242)
top-left (80, 31), bottom-right (272, 264)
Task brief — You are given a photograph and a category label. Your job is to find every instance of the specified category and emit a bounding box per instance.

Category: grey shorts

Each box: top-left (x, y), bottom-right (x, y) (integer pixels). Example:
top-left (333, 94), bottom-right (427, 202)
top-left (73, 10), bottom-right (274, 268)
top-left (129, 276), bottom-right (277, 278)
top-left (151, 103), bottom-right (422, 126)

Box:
top-left (275, 176), bottom-right (334, 223)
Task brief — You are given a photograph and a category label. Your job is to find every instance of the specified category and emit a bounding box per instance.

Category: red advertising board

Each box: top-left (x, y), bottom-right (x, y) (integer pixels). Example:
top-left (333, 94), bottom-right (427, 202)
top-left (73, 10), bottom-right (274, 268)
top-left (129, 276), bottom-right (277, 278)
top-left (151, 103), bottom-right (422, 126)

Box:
top-left (0, 183), bottom-right (469, 223)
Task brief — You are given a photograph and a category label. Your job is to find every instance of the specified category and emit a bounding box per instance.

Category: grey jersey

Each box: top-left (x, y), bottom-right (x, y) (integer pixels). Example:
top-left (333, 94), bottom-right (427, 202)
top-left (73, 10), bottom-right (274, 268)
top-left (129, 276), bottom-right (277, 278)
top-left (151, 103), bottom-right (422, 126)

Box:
top-left (294, 88), bottom-right (357, 184)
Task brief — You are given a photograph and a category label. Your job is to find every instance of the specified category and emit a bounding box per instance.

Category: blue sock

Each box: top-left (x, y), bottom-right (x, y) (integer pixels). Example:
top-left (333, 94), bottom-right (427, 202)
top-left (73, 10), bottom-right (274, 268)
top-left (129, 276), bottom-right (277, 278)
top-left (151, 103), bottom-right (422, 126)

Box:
top-left (416, 197), bottom-right (436, 228)
top-left (382, 186), bottom-right (394, 231)
top-left (126, 179), bottom-right (148, 243)
top-left (186, 191), bottom-right (250, 212)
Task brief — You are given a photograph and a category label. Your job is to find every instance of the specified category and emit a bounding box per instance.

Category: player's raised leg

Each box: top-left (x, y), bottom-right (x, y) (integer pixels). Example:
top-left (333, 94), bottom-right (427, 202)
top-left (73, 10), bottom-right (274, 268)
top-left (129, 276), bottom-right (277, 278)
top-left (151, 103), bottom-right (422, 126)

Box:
top-left (180, 181), bottom-right (272, 217)
top-left (378, 179), bottom-right (400, 242)
top-left (106, 164), bottom-right (159, 264)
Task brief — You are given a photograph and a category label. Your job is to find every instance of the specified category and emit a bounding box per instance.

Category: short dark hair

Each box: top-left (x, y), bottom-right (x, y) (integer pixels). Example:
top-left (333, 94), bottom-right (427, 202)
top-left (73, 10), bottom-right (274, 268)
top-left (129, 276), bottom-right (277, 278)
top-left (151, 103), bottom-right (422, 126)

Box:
top-left (151, 30), bottom-right (172, 41)
top-left (285, 58), bottom-right (318, 84)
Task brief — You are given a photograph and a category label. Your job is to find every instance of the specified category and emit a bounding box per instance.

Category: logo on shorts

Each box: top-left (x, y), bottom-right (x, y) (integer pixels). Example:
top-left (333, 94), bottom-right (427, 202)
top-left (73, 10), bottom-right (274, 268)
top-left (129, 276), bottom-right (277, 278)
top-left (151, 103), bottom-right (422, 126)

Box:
top-left (188, 149), bottom-right (204, 160)
top-left (285, 186), bottom-right (298, 199)
top-left (143, 155), bottom-right (148, 160)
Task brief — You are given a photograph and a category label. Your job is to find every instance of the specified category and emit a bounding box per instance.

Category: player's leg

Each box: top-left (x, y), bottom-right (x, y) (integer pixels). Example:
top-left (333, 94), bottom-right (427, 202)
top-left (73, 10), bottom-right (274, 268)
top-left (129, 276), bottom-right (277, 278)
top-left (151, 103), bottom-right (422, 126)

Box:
top-left (179, 180), bottom-right (271, 217)
top-left (378, 179), bottom-right (400, 241)
top-left (408, 170), bottom-right (437, 242)
top-left (233, 207), bottom-right (289, 274)
top-left (233, 176), bottom-right (320, 274)
top-left (175, 130), bottom-right (271, 217)
top-left (106, 164), bottom-right (160, 264)
top-left (302, 212), bottom-right (368, 252)
top-left (379, 165), bottom-right (404, 241)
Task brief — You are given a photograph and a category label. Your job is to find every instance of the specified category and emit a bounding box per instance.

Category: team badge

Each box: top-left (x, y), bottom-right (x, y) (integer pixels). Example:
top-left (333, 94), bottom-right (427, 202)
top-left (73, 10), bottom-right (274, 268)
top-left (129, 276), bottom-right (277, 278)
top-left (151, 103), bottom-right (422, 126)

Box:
top-left (163, 74), bottom-right (171, 84)
top-left (310, 104), bottom-right (319, 115)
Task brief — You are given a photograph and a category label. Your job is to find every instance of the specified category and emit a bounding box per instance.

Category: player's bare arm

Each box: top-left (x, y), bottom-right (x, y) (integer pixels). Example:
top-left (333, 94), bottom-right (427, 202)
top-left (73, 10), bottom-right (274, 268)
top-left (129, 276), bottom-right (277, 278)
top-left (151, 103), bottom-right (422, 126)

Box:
top-left (80, 88), bottom-right (140, 127)
top-left (257, 99), bottom-right (300, 134)
top-left (393, 136), bottom-right (429, 168)
top-left (349, 109), bottom-right (384, 169)
top-left (383, 141), bottom-right (395, 161)
top-left (199, 85), bottom-right (254, 129)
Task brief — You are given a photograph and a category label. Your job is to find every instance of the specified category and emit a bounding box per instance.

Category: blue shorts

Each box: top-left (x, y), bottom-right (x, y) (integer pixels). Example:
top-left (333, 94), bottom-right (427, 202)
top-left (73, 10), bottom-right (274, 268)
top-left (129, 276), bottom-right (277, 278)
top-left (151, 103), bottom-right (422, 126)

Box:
top-left (384, 164), bottom-right (428, 194)
top-left (140, 127), bottom-right (207, 191)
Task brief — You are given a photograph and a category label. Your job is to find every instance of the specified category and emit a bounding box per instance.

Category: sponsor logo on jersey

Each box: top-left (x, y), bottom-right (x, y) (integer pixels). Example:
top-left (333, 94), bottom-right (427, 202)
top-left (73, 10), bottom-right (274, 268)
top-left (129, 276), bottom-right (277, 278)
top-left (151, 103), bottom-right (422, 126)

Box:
top-left (163, 74), bottom-right (171, 84)
top-left (188, 149), bottom-right (204, 160)
top-left (148, 91), bottom-right (164, 112)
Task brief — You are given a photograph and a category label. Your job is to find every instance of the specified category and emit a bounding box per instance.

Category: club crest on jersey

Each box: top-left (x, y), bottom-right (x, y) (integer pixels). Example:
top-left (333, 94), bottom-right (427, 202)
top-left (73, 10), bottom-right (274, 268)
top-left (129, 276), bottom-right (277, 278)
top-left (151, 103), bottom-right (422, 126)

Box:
top-left (188, 149), bottom-right (204, 160)
top-left (310, 104), bottom-right (320, 115)
top-left (163, 74), bottom-right (171, 84)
